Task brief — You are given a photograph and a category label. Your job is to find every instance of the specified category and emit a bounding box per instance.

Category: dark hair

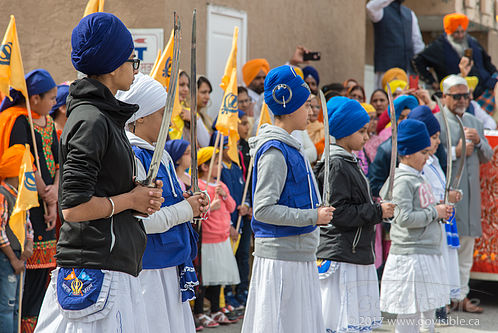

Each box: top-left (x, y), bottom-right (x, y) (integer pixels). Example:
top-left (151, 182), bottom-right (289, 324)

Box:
top-left (179, 71), bottom-right (190, 83)
top-left (323, 90), bottom-right (341, 101)
top-left (322, 83), bottom-right (345, 94)
top-left (346, 85), bottom-right (366, 103)
top-left (369, 89), bottom-right (388, 103)
top-left (197, 76), bottom-right (212, 93)
top-left (237, 86), bottom-right (248, 95)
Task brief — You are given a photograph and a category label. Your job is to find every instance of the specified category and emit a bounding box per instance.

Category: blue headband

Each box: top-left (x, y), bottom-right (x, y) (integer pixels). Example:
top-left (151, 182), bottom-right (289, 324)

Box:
top-left (388, 95), bottom-right (419, 121)
top-left (407, 105), bottom-right (441, 136)
top-left (165, 139), bottom-right (190, 166)
top-left (0, 69), bottom-right (56, 112)
top-left (71, 13), bottom-right (134, 75)
top-left (329, 99), bottom-right (370, 139)
top-left (397, 119), bottom-right (431, 156)
top-left (302, 66), bottom-right (319, 86)
top-left (264, 65), bottom-right (310, 116)
top-left (50, 84), bottom-right (70, 115)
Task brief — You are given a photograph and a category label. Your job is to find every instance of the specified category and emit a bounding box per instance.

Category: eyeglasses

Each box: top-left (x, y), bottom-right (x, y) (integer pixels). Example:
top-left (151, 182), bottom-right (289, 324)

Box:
top-left (448, 93), bottom-right (470, 100)
top-left (125, 58), bottom-right (141, 70)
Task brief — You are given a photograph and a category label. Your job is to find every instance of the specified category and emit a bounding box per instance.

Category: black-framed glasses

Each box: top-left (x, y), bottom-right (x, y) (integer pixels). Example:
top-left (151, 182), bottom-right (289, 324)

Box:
top-left (126, 58), bottom-right (141, 70)
top-left (448, 93), bottom-right (470, 100)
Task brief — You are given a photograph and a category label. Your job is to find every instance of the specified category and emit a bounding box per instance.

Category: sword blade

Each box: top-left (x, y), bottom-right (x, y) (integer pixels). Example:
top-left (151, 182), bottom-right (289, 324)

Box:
top-left (435, 97), bottom-right (453, 204)
top-left (452, 114), bottom-right (466, 189)
top-left (318, 90), bottom-right (330, 206)
top-left (190, 9), bottom-right (200, 193)
top-left (385, 85), bottom-right (397, 202)
top-left (144, 13), bottom-right (181, 186)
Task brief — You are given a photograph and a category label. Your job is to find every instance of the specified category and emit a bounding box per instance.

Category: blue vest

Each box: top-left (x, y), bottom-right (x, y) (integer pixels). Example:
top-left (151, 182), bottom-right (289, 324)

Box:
top-left (373, 2), bottom-right (413, 72)
top-left (132, 146), bottom-right (198, 269)
top-left (221, 163), bottom-right (244, 226)
top-left (251, 140), bottom-right (319, 238)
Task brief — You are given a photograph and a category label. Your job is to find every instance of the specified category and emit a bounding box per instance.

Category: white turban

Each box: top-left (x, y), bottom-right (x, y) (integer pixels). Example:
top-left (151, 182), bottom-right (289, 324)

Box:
top-left (442, 74), bottom-right (468, 94)
top-left (116, 72), bottom-right (167, 125)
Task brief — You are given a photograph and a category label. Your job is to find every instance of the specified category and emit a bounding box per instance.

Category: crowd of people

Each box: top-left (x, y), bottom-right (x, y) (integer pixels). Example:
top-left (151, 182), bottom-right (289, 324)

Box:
top-left (0, 4), bottom-right (496, 333)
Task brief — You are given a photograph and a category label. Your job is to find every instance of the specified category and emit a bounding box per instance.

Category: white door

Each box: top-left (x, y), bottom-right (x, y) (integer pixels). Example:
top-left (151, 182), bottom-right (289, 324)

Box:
top-left (206, 5), bottom-right (247, 119)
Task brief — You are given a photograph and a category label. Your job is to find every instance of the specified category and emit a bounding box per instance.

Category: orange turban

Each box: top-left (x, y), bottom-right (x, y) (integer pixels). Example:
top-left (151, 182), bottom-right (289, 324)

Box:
top-left (444, 13), bottom-right (469, 35)
top-left (242, 59), bottom-right (270, 86)
top-left (0, 144), bottom-right (34, 179)
top-left (381, 67), bottom-right (408, 90)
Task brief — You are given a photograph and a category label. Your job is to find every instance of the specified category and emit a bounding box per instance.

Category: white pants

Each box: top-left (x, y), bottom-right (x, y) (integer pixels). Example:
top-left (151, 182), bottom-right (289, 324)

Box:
top-left (457, 236), bottom-right (475, 299)
top-left (395, 310), bottom-right (435, 333)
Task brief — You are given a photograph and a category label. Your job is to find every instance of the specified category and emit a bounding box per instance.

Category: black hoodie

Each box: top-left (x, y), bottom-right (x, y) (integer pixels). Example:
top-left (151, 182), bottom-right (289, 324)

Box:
top-left (55, 78), bottom-right (146, 277)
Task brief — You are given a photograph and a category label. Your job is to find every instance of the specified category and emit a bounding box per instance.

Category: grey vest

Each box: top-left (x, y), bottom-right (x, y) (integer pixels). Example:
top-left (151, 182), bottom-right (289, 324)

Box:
top-left (0, 186), bottom-right (21, 251)
top-left (373, 2), bottom-right (414, 72)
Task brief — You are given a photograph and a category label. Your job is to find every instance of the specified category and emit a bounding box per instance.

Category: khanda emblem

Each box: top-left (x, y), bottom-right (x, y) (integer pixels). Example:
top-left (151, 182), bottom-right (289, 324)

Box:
top-left (221, 93), bottom-right (238, 114)
top-left (162, 57), bottom-right (172, 78)
top-left (24, 171), bottom-right (36, 192)
top-left (64, 269), bottom-right (91, 296)
top-left (0, 42), bottom-right (12, 66)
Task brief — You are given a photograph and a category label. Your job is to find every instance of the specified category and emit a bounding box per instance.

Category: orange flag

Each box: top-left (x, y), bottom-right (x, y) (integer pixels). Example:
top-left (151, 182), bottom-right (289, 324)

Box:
top-left (0, 15), bottom-right (28, 100)
top-left (257, 102), bottom-right (272, 134)
top-left (150, 29), bottom-right (174, 90)
top-left (219, 27), bottom-right (238, 92)
top-left (83, 0), bottom-right (105, 17)
top-left (149, 49), bottom-right (162, 76)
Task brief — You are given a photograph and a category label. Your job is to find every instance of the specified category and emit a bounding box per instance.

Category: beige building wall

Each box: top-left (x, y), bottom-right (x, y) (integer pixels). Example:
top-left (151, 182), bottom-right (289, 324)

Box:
top-left (0, 0), bottom-right (365, 87)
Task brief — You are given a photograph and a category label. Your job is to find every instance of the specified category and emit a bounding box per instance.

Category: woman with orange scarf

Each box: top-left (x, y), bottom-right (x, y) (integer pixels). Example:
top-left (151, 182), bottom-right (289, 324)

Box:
top-left (0, 68), bottom-right (58, 332)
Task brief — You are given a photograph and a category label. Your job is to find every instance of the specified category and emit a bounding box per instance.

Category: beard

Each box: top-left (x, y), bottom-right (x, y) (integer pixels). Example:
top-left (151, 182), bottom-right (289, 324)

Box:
top-left (454, 106), bottom-right (466, 115)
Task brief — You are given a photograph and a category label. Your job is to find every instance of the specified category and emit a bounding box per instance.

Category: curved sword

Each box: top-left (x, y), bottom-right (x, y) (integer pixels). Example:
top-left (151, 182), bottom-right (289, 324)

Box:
top-left (318, 90), bottom-right (330, 206)
top-left (452, 115), bottom-right (466, 190)
top-left (189, 9), bottom-right (200, 194)
top-left (384, 84), bottom-right (397, 203)
top-left (143, 13), bottom-right (181, 186)
top-left (435, 96), bottom-right (452, 205)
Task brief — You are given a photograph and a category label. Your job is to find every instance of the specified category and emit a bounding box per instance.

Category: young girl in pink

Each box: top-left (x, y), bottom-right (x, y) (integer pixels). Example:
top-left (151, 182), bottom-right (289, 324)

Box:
top-left (194, 147), bottom-right (240, 327)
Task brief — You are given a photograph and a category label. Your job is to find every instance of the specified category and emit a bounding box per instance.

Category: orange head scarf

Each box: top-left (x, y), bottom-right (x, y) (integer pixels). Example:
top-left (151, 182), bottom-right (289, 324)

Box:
top-left (0, 144), bottom-right (34, 179)
top-left (444, 13), bottom-right (469, 35)
top-left (381, 67), bottom-right (408, 90)
top-left (242, 59), bottom-right (270, 86)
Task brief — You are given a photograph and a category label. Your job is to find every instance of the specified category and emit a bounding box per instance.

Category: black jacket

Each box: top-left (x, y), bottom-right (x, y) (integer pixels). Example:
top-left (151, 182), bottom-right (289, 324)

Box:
top-left (314, 145), bottom-right (383, 265)
top-left (55, 78), bottom-right (147, 277)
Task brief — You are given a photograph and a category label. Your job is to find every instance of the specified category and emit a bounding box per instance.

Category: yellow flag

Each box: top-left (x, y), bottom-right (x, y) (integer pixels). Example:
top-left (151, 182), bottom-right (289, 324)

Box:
top-left (216, 68), bottom-right (239, 165)
top-left (83, 0), bottom-right (105, 17)
top-left (150, 29), bottom-right (174, 90)
top-left (219, 27), bottom-right (238, 92)
top-left (10, 144), bottom-right (39, 251)
top-left (0, 16), bottom-right (28, 100)
top-left (257, 102), bottom-right (272, 134)
top-left (169, 74), bottom-right (185, 140)
top-left (149, 49), bottom-right (162, 76)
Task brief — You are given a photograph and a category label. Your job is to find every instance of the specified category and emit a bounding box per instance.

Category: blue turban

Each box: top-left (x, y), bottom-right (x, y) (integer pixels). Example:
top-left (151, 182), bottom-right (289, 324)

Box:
top-left (71, 13), bottom-right (134, 75)
top-left (329, 99), bottom-right (370, 139)
top-left (209, 131), bottom-right (229, 147)
top-left (388, 95), bottom-right (419, 122)
top-left (326, 96), bottom-right (350, 118)
top-left (50, 84), bottom-right (69, 115)
top-left (165, 139), bottom-right (190, 166)
top-left (0, 69), bottom-right (56, 112)
top-left (264, 65), bottom-right (310, 116)
top-left (397, 119), bottom-right (431, 156)
top-left (303, 66), bottom-right (320, 86)
top-left (407, 105), bottom-right (441, 136)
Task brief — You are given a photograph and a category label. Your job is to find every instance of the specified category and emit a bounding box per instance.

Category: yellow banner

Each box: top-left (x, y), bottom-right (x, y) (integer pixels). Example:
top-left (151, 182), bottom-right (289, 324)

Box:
top-left (257, 102), bottom-right (272, 134)
top-left (219, 27), bottom-right (238, 92)
top-left (83, 0), bottom-right (105, 17)
top-left (0, 15), bottom-right (28, 100)
top-left (10, 144), bottom-right (39, 251)
top-left (150, 29), bottom-right (174, 90)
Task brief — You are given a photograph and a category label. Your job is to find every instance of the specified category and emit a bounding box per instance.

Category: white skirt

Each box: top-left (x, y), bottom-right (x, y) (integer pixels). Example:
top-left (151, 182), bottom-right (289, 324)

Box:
top-left (241, 257), bottom-right (325, 333)
top-left (139, 267), bottom-right (195, 333)
top-left (202, 238), bottom-right (240, 286)
top-left (319, 261), bottom-right (382, 332)
top-left (34, 268), bottom-right (149, 333)
top-left (439, 224), bottom-right (461, 299)
top-left (380, 253), bottom-right (450, 314)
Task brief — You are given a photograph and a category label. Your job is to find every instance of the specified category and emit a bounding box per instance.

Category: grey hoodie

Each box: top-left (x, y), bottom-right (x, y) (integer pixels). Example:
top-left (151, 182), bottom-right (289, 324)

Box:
top-left (380, 164), bottom-right (441, 255)
top-left (248, 124), bottom-right (320, 262)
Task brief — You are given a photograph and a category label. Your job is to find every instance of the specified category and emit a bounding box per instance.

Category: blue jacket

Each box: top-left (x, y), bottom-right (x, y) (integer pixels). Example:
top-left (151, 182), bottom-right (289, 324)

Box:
top-left (221, 162), bottom-right (245, 227)
top-left (251, 140), bottom-right (319, 238)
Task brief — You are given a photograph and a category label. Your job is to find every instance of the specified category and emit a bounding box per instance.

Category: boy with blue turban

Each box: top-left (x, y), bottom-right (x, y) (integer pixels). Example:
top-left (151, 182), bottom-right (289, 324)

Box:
top-left (314, 99), bottom-right (395, 333)
top-left (241, 65), bottom-right (335, 333)
top-left (379, 119), bottom-right (454, 333)
top-left (35, 13), bottom-right (164, 333)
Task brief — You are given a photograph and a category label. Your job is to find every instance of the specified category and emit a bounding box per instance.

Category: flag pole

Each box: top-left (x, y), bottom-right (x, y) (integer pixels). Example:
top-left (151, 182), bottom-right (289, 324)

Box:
top-left (215, 134), bottom-right (224, 187)
top-left (206, 131), bottom-right (220, 184)
top-left (18, 271), bottom-right (24, 332)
